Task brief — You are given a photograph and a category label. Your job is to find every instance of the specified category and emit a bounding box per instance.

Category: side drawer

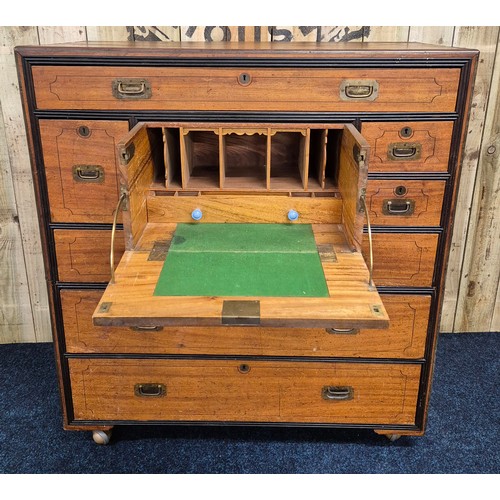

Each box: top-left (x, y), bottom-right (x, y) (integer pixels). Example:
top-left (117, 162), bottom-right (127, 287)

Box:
top-left (54, 229), bottom-right (125, 282)
top-left (363, 233), bottom-right (439, 287)
top-left (366, 180), bottom-right (446, 227)
top-left (69, 358), bottom-right (421, 425)
top-left (32, 65), bottom-right (460, 113)
top-left (361, 121), bottom-right (454, 173)
top-left (61, 290), bottom-right (430, 359)
top-left (39, 120), bottom-right (129, 223)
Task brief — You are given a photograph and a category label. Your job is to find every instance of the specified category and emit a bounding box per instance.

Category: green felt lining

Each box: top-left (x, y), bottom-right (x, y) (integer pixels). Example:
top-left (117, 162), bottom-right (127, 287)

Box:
top-left (153, 223), bottom-right (329, 298)
top-left (168, 223), bottom-right (319, 253)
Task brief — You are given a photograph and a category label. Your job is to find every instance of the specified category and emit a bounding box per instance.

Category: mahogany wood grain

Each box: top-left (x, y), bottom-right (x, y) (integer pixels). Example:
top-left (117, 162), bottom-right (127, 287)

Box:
top-left (362, 233), bottom-right (439, 287)
top-left (32, 66), bottom-right (460, 113)
top-left (360, 121), bottom-right (454, 173)
top-left (366, 180), bottom-right (446, 227)
top-left (69, 358), bottom-right (420, 424)
top-left (147, 194), bottom-right (343, 224)
top-left (39, 120), bottom-right (128, 223)
top-left (54, 229), bottom-right (125, 282)
top-left (62, 289), bottom-right (429, 358)
top-left (338, 124), bottom-right (369, 252)
top-left (117, 124), bottom-right (155, 250)
top-left (16, 41), bottom-right (478, 59)
top-left (12, 41), bottom-right (480, 438)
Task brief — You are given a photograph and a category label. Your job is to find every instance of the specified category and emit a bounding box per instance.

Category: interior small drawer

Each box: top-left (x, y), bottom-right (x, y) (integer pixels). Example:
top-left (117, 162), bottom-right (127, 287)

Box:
top-left (54, 229), bottom-right (125, 283)
top-left (39, 119), bottom-right (129, 223)
top-left (32, 65), bottom-right (460, 113)
top-left (366, 180), bottom-right (446, 226)
top-left (69, 358), bottom-right (421, 425)
top-left (362, 232), bottom-right (439, 287)
top-left (361, 121), bottom-right (454, 173)
top-left (61, 289), bottom-right (430, 359)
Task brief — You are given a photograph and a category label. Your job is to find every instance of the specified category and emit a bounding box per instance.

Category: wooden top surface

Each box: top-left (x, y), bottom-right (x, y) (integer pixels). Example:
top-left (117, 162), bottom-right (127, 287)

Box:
top-left (15, 41), bottom-right (478, 59)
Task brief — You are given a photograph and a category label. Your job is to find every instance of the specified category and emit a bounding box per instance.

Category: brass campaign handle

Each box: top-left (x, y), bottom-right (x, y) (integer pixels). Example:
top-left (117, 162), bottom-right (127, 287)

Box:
top-left (326, 327), bottom-right (359, 335)
top-left (72, 165), bottom-right (104, 183)
top-left (112, 78), bottom-right (152, 99)
top-left (340, 79), bottom-right (379, 101)
top-left (384, 199), bottom-right (415, 215)
top-left (388, 142), bottom-right (422, 161)
top-left (134, 383), bottom-right (166, 397)
top-left (322, 386), bottom-right (354, 401)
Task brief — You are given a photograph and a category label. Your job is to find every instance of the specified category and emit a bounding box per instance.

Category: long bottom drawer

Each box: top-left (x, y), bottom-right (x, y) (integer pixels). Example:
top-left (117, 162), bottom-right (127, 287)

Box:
top-left (69, 359), bottom-right (421, 425)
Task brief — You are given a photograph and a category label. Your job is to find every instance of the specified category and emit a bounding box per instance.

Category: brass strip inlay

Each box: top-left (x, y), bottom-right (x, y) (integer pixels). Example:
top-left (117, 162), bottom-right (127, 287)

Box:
top-left (222, 300), bottom-right (260, 326)
top-left (371, 304), bottom-right (384, 316)
top-left (148, 240), bottom-right (171, 261)
top-left (98, 302), bottom-right (112, 313)
top-left (317, 244), bottom-right (337, 263)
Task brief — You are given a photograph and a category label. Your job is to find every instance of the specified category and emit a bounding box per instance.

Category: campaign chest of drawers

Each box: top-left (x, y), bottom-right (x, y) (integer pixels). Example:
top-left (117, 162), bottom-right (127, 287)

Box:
top-left (16, 42), bottom-right (477, 444)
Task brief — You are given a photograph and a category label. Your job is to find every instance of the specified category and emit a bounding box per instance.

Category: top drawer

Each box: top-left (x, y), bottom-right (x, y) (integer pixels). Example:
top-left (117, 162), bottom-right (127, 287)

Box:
top-left (32, 66), bottom-right (460, 113)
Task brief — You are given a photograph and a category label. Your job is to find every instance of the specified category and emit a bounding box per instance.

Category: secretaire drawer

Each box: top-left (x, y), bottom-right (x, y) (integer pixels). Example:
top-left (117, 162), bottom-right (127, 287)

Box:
top-left (361, 121), bottom-right (454, 173)
top-left (366, 180), bottom-right (446, 227)
top-left (69, 358), bottom-right (421, 425)
top-left (61, 290), bottom-right (430, 359)
top-left (362, 232), bottom-right (439, 287)
top-left (54, 229), bottom-right (125, 282)
top-left (32, 66), bottom-right (460, 113)
top-left (39, 120), bottom-right (129, 223)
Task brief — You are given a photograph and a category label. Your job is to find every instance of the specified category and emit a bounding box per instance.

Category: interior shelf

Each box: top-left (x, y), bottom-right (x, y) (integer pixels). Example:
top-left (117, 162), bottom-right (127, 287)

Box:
top-left (150, 124), bottom-right (345, 193)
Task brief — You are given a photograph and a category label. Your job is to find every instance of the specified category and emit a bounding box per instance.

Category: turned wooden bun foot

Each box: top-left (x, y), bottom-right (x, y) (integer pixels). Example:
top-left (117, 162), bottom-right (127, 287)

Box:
top-left (385, 434), bottom-right (402, 442)
top-left (92, 429), bottom-right (112, 445)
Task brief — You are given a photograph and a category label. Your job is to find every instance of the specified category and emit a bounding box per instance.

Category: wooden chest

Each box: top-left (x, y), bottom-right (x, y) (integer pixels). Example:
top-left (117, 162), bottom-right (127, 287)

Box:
top-left (16, 42), bottom-right (477, 444)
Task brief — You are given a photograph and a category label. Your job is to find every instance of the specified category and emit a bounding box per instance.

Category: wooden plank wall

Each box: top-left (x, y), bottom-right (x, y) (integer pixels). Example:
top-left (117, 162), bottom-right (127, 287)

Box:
top-left (0, 26), bottom-right (498, 343)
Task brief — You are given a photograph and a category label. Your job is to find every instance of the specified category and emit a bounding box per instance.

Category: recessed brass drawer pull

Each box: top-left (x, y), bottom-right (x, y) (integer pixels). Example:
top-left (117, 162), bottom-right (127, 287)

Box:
top-left (340, 79), bottom-right (379, 101)
top-left (388, 142), bottom-right (422, 160)
top-left (325, 327), bottom-right (359, 335)
top-left (322, 386), bottom-right (354, 401)
top-left (112, 78), bottom-right (152, 99)
top-left (130, 326), bottom-right (164, 332)
top-left (383, 199), bottom-right (415, 216)
top-left (72, 165), bottom-right (104, 183)
top-left (134, 383), bottom-right (166, 397)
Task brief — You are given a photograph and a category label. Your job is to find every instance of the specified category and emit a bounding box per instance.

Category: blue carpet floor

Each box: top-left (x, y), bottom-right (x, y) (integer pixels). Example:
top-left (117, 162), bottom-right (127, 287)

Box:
top-left (0, 333), bottom-right (498, 474)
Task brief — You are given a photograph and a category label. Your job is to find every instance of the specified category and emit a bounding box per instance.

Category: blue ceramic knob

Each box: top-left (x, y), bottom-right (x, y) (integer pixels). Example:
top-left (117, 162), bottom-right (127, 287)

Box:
top-left (287, 209), bottom-right (299, 221)
top-left (191, 208), bottom-right (203, 221)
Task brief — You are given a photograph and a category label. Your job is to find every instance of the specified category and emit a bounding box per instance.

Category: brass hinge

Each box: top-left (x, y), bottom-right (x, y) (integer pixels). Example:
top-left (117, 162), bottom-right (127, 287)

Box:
top-left (120, 143), bottom-right (135, 165)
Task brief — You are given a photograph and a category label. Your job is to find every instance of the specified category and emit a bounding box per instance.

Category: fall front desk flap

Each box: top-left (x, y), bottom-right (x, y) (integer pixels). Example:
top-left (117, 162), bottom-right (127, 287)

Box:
top-left (154, 223), bottom-right (329, 298)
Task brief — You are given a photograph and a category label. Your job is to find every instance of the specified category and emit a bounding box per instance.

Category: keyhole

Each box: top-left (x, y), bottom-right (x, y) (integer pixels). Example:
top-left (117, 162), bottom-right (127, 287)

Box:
top-left (394, 185), bottom-right (408, 197)
top-left (399, 126), bottom-right (413, 139)
top-left (238, 364), bottom-right (251, 374)
top-left (238, 73), bottom-right (252, 86)
top-left (78, 125), bottom-right (90, 137)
